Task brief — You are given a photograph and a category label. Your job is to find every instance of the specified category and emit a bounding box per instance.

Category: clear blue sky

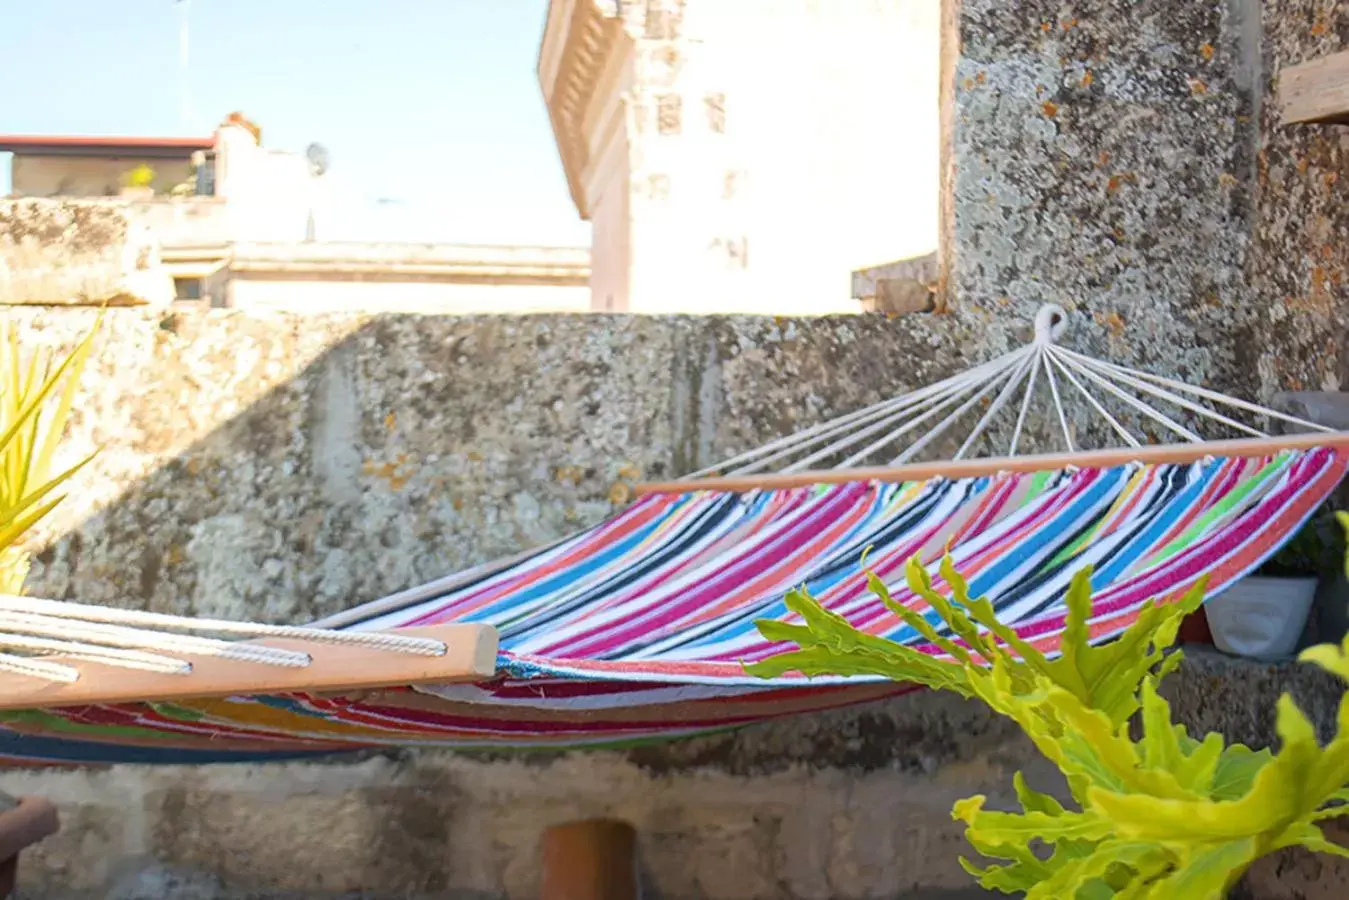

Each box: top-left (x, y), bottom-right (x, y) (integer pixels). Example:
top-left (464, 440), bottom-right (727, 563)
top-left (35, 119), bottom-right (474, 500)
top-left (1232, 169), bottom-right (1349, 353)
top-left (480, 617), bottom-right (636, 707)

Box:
top-left (0, 0), bottom-right (590, 246)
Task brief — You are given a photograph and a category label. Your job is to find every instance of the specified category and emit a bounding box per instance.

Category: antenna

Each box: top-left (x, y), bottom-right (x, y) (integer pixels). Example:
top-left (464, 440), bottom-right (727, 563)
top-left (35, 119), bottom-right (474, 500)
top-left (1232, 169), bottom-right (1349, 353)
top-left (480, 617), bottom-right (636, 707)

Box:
top-left (177, 0), bottom-right (194, 130)
top-left (306, 143), bottom-right (331, 177)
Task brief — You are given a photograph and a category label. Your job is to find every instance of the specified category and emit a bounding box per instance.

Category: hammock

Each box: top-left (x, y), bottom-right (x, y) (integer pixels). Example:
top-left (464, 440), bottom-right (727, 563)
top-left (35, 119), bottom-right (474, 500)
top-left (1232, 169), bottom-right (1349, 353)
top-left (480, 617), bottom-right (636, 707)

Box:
top-left (0, 305), bottom-right (1344, 765)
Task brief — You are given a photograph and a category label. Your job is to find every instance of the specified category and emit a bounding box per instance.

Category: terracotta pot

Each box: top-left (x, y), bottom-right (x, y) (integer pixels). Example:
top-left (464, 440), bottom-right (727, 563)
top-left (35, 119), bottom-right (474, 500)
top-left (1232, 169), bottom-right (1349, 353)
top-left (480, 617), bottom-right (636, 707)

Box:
top-left (540, 819), bottom-right (637, 900)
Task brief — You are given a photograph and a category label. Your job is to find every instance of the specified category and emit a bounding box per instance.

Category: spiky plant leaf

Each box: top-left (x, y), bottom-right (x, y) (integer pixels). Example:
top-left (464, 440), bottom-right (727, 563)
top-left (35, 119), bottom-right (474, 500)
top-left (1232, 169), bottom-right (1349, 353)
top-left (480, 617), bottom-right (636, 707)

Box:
top-left (0, 321), bottom-right (101, 593)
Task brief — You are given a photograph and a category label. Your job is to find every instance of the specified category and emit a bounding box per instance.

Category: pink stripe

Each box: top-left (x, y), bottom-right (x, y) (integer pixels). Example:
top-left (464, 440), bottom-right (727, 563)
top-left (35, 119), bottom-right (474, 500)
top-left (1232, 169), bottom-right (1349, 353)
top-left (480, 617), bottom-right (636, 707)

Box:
top-left (545, 482), bottom-right (879, 657)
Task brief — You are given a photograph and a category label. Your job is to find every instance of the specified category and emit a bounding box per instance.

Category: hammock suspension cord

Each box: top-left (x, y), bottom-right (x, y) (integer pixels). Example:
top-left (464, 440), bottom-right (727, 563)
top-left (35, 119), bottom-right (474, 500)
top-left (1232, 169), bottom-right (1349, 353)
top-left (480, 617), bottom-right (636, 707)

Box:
top-left (685, 304), bottom-right (1332, 480)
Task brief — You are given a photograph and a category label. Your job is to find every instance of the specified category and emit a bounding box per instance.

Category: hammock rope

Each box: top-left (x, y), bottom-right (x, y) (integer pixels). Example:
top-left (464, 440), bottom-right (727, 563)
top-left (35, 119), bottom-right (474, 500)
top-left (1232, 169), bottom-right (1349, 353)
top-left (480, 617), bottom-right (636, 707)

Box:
top-left (686, 304), bottom-right (1332, 481)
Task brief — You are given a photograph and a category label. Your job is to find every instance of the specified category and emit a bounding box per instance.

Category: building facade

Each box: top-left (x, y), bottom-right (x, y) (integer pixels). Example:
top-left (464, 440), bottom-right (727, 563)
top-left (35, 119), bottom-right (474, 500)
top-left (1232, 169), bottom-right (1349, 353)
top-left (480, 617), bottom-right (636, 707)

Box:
top-left (539, 0), bottom-right (941, 315)
top-left (1, 120), bottom-right (591, 314)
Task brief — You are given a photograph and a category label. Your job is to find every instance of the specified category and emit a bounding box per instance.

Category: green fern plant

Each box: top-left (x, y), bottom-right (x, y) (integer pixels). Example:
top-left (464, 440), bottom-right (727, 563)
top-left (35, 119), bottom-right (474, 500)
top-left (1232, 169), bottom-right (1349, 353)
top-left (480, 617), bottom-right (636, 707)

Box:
top-left (749, 554), bottom-right (1349, 898)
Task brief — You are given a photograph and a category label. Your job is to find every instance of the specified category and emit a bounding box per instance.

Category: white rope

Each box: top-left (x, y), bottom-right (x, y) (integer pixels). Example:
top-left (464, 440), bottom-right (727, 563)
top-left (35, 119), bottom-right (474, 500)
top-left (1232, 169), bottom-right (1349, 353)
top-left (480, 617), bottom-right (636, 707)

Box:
top-left (1008, 352), bottom-right (1043, 457)
top-left (0, 633), bottom-right (190, 674)
top-left (1044, 350), bottom-right (1140, 448)
top-left (1053, 347), bottom-right (1267, 439)
top-left (0, 653), bottom-right (78, 684)
top-left (1054, 349), bottom-right (1332, 435)
top-left (1046, 346), bottom-right (1203, 443)
top-left (0, 595), bottom-right (446, 657)
top-left (1043, 351), bottom-right (1076, 452)
top-left (0, 611), bottom-right (312, 668)
top-left (893, 362), bottom-right (1029, 465)
top-left (956, 352), bottom-right (1037, 460)
top-left (821, 349), bottom-right (1032, 470)
top-left (749, 373), bottom-right (985, 475)
top-left (720, 349), bottom-right (1028, 476)
top-left (686, 379), bottom-right (957, 478)
top-left (830, 377), bottom-right (992, 470)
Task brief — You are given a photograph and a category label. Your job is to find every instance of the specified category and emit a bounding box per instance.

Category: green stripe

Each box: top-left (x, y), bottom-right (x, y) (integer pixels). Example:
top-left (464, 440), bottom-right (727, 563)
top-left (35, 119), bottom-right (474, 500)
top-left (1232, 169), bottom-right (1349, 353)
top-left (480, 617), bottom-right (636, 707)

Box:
top-left (1149, 454), bottom-right (1291, 565)
top-left (0, 709), bottom-right (194, 743)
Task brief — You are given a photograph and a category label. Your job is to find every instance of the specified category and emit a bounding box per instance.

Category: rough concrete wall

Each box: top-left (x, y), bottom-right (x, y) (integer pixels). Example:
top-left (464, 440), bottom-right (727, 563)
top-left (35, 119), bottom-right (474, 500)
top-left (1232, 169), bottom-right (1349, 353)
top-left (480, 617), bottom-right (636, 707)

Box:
top-left (1247, 0), bottom-right (1349, 398)
top-left (944, 0), bottom-right (1263, 402)
top-left (19, 308), bottom-right (969, 622)
top-left (0, 200), bottom-right (173, 307)
top-left (942, 0), bottom-right (1349, 412)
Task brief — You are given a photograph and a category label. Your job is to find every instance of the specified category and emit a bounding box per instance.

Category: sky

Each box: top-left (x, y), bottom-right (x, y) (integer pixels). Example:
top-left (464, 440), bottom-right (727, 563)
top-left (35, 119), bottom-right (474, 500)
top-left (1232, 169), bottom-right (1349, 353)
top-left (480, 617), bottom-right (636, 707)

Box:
top-left (0, 0), bottom-right (590, 246)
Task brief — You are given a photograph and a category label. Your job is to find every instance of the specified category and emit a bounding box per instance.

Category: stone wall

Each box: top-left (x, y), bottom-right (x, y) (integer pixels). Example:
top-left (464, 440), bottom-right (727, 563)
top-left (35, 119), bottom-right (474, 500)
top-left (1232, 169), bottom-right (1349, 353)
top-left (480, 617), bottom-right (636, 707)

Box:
top-left (943, 0), bottom-right (1262, 399)
top-left (940, 0), bottom-right (1348, 405)
top-left (19, 307), bottom-right (969, 622)
top-left (15, 305), bottom-right (1180, 624)
top-left (3, 307), bottom-right (1348, 898)
top-left (1247, 0), bottom-right (1349, 398)
top-left (0, 200), bottom-right (173, 308)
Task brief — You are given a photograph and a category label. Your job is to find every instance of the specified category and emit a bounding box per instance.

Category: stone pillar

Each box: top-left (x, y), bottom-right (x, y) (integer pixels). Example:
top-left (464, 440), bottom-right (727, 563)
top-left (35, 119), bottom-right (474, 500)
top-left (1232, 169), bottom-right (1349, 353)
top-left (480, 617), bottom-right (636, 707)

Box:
top-left (617, 2), bottom-right (747, 315)
top-left (939, 0), bottom-right (1257, 379)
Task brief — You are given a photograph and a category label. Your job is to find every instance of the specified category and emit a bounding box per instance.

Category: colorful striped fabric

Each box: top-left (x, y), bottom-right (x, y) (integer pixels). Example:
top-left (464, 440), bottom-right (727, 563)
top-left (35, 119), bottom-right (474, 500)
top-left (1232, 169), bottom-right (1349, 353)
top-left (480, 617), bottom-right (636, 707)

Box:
top-left (0, 447), bottom-right (1343, 765)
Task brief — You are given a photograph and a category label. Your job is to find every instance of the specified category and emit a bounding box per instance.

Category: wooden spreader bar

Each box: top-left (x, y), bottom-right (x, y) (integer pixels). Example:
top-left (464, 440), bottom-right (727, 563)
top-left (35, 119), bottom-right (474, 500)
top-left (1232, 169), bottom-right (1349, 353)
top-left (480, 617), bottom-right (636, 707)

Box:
top-left (0, 624), bottom-right (498, 711)
top-left (636, 432), bottom-right (1349, 495)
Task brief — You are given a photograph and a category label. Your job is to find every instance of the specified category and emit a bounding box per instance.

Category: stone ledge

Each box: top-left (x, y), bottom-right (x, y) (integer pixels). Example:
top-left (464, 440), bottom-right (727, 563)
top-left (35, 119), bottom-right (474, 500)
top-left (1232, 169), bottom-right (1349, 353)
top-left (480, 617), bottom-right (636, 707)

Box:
top-left (0, 199), bottom-right (173, 308)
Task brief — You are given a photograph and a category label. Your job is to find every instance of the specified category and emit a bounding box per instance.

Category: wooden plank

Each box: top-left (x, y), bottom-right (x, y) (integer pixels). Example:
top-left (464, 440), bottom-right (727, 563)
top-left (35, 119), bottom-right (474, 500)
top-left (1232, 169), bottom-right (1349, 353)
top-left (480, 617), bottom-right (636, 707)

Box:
top-left (0, 624), bottom-right (497, 711)
top-left (1280, 49), bottom-right (1349, 125)
top-left (636, 431), bottom-right (1349, 495)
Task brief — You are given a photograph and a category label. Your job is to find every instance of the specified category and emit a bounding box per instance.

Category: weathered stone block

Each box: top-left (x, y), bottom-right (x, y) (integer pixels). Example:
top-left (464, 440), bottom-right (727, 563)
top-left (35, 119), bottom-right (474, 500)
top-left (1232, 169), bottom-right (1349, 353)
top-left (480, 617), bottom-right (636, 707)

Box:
top-left (0, 199), bottom-right (173, 308)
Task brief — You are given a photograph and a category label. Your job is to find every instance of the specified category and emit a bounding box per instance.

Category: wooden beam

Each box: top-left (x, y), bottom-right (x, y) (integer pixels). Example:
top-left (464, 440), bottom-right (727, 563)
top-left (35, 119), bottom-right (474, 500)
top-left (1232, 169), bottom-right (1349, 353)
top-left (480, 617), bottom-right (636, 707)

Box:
top-left (0, 624), bottom-right (497, 711)
top-left (636, 431), bottom-right (1349, 495)
top-left (1280, 49), bottom-right (1349, 125)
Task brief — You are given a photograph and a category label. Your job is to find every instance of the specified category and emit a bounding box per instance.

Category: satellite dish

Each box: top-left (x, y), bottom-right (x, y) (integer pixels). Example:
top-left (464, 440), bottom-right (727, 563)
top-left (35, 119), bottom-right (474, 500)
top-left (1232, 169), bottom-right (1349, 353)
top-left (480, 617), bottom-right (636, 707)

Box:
top-left (306, 142), bottom-right (330, 176)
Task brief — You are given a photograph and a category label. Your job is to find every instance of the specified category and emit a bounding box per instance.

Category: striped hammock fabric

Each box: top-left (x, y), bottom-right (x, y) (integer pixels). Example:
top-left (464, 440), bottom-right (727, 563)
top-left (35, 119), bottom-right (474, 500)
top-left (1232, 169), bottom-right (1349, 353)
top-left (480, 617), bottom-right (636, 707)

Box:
top-left (0, 447), bottom-right (1343, 765)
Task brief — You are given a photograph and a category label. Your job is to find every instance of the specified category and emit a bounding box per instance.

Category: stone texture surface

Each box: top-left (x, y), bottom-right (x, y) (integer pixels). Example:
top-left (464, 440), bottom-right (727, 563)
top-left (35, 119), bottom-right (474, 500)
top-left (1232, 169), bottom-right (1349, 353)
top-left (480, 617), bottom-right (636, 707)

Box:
top-left (945, 0), bottom-right (1265, 402)
top-left (1247, 0), bottom-right (1349, 399)
top-left (18, 307), bottom-right (988, 624)
top-left (943, 0), bottom-right (1349, 412)
top-left (0, 200), bottom-right (173, 308)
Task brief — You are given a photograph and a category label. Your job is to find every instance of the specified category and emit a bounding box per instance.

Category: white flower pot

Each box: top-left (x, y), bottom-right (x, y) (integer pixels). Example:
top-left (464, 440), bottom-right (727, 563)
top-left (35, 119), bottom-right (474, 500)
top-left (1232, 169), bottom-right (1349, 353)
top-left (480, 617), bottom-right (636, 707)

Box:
top-left (1206, 575), bottom-right (1318, 662)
